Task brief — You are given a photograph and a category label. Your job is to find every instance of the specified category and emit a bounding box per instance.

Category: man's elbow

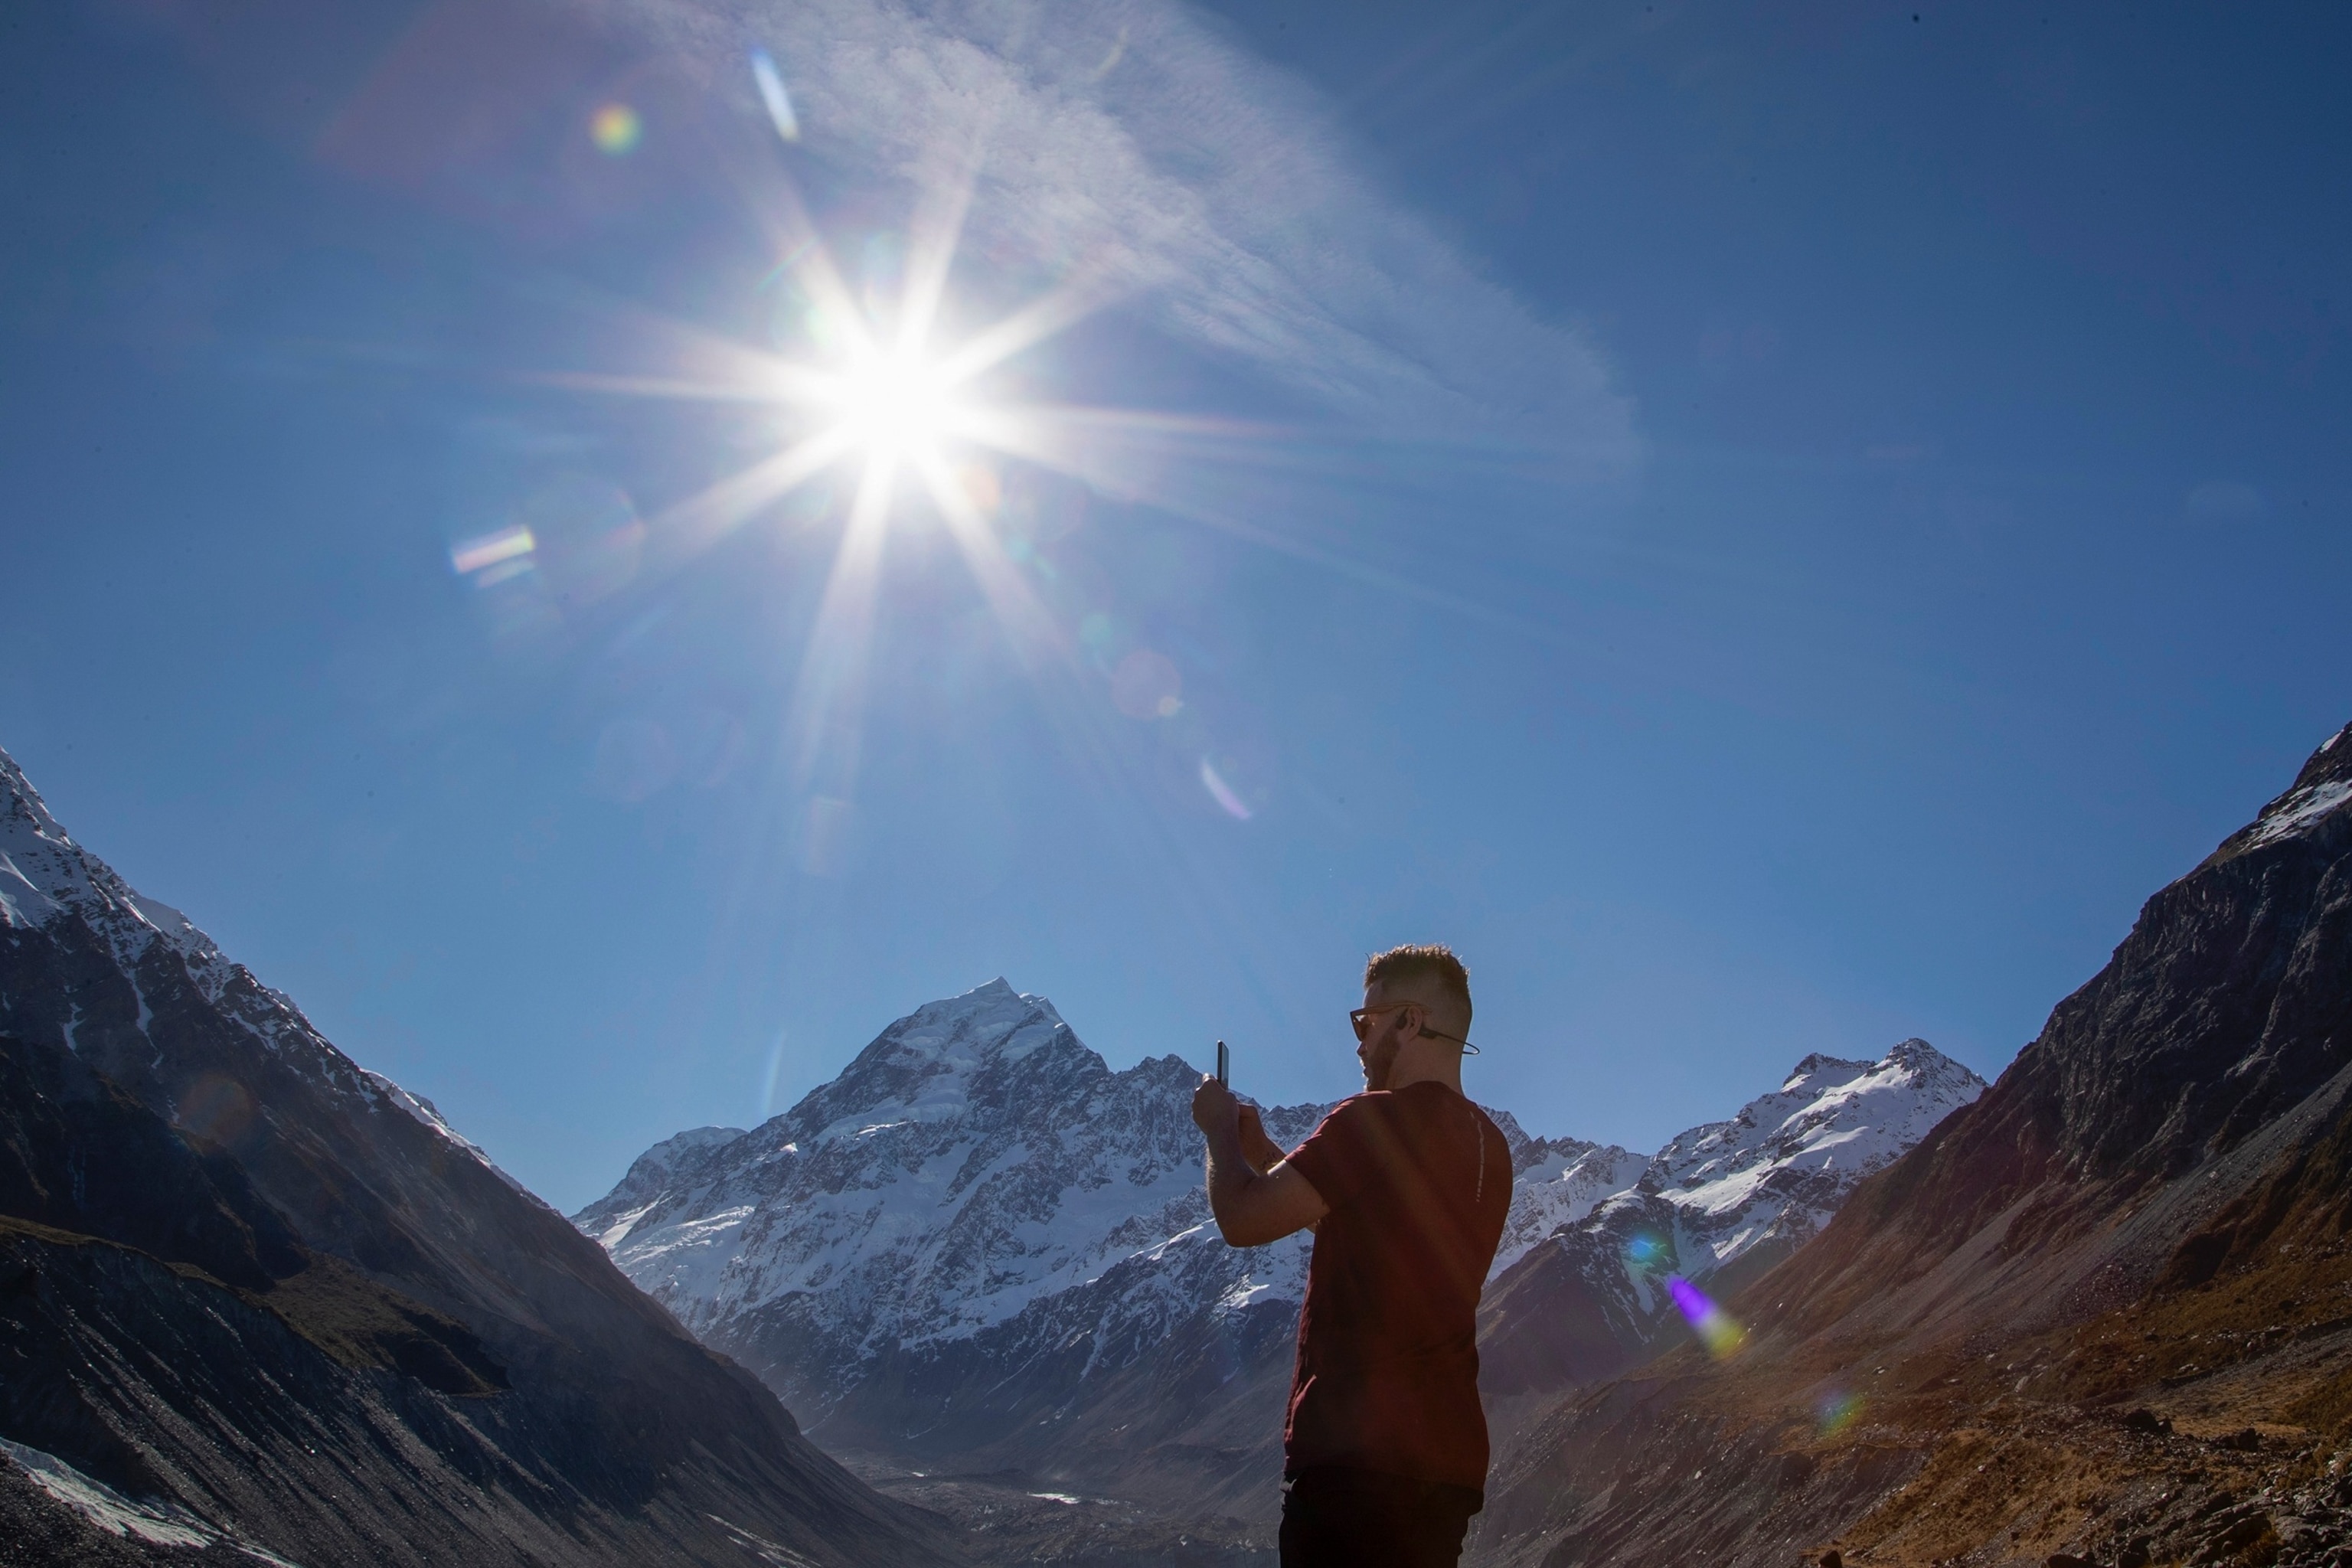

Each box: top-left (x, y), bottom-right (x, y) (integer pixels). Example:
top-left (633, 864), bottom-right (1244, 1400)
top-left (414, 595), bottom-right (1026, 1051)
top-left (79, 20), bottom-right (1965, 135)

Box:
top-left (1212, 1200), bottom-right (1295, 1249)
top-left (1214, 1214), bottom-right (1268, 1249)
top-left (1207, 1165), bottom-right (1321, 1247)
top-left (1207, 1193), bottom-right (1266, 1248)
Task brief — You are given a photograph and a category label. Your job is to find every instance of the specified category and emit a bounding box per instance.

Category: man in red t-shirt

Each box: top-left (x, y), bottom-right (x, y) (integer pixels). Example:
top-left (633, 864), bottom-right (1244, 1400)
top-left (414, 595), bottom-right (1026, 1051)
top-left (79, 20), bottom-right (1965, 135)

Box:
top-left (1191, 944), bottom-right (1512, 1568)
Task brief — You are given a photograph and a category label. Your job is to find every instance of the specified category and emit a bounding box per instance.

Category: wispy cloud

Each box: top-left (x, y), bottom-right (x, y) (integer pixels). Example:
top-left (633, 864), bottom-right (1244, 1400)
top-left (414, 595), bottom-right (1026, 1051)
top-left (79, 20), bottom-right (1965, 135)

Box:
top-left (595, 0), bottom-right (1636, 469)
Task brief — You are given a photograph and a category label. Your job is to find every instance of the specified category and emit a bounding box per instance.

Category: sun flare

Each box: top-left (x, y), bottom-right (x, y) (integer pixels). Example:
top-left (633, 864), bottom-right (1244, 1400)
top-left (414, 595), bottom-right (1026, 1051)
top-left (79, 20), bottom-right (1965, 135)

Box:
top-left (524, 128), bottom-right (1235, 803)
top-left (824, 342), bottom-right (964, 466)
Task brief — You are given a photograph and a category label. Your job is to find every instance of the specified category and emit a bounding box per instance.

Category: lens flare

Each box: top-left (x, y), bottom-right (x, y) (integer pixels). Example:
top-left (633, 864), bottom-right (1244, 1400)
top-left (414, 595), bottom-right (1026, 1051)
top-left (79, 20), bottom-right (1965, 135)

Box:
top-left (175, 1073), bottom-right (256, 1145)
top-left (1624, 1232), bottom-right (1670, 1270)
top-left (1200, 758), bottom-right (1251, 820)
top-left (1666, 1276), bottom-right (1748, 1359)
top-left (590, 103), bottom-right (642, 155)
top-left (450, 525), bottom-right (536, 578)
top-left (751, 51), bottom-right (800, 143)
top-left (1816, 1390), bottom-right (1865, 1436)
top-left (1111, 648), bottom-right (1182, 720)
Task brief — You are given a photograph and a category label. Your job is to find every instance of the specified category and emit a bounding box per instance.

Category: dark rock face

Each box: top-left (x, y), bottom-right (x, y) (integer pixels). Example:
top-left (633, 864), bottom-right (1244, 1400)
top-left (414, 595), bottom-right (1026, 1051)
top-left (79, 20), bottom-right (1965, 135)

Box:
top-left (1769, 724), bottom-right (2352, 1329)
top-left (0, 745), bottom-right (959, 1568)
top-left (1470, 723), bottom-right (2352, 1568)
top-left (1474, 1216), bottom-right (1660, 1398)
top-left (0, 1021), bottom-right (303, 1293)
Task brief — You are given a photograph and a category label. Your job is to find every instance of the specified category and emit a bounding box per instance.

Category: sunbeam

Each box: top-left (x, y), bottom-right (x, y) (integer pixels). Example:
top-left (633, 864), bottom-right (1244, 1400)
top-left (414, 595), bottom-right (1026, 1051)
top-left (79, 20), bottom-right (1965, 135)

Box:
top-left (786, 461), bottom-right (897, 794)
top-left (511, 54), bottom-right (1566, 842)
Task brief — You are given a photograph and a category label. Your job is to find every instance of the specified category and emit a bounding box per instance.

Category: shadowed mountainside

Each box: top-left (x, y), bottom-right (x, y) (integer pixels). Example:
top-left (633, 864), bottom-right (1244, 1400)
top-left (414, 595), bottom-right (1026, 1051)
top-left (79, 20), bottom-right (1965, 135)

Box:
top-left (0, 743), bottom-right (962, 1568)
top-left (1471, 722), bottom-right (2352, 1568)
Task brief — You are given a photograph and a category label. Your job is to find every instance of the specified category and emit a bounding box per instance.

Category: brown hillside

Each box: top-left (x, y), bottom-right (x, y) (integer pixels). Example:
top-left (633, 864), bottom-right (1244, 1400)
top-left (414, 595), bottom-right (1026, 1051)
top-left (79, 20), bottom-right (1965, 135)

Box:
top-left (1472, 723), bottom-right (2352, 1568)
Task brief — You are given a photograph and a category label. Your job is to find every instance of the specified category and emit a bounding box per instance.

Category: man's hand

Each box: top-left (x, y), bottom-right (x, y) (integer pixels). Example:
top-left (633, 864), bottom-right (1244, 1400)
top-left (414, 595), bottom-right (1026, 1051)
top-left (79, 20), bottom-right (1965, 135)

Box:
top-left (1192, 1074), bottom-right (1240, 1141)
top-left (1196, 1073), bottom-right (1328, 1248)
top-left (1194, 1081), bottom-right (1285, 1173)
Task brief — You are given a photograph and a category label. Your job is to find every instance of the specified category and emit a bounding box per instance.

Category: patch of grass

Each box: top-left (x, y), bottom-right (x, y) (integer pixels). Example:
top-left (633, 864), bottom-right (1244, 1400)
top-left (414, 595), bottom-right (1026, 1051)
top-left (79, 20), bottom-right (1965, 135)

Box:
top-left (249, 1255), bottom-right (508, 1396)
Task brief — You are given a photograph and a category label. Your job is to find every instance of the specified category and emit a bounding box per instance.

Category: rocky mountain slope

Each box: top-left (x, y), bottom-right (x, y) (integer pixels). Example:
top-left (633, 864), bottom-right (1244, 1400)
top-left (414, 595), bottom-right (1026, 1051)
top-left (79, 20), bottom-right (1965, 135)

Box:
top-left (1469, 721), bottom-right (2352, 1568)
top-left (580, 982), bottom-right (1981, 1557)
top-left (0, 743), bottom-right (960, 1568)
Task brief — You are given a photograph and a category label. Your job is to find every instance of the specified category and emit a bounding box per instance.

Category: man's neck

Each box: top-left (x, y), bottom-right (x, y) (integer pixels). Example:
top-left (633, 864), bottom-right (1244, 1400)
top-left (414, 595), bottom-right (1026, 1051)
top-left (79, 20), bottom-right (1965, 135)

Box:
top-left (1383, 1049), bottom-right (1465, 1096)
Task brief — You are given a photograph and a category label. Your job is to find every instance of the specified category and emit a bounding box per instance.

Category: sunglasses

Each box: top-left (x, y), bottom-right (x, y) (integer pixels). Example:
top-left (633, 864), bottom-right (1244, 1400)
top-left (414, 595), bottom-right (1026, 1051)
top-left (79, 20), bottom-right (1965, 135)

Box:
top-left (1348, 1001), bottom-right (1478, 1054)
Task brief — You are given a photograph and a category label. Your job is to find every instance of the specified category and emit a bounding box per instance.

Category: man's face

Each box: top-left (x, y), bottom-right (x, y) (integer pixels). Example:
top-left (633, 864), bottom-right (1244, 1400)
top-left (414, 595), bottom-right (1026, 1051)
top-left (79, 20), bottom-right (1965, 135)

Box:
top-left (1355, 982), bottom-right (1418, 1092)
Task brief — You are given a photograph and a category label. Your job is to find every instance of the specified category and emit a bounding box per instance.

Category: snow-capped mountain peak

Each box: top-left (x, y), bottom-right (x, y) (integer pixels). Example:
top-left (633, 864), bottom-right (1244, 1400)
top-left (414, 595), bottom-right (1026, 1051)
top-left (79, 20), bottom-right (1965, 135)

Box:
top-left (574, 980), bottom-right (1297, 1399)
top-left (2, 749), bottom-right (230, 988)
top-left (0, 745), bottom-right (512, 1185)
top-left (793, 978), bottom-right (1078, 1147)
top-left (1502, 1037), bottom-right (1986, 1327)
top-left (580, 978), bottom-right (1988, 1474)
top-left (1475, 1037), bottom-right (1988, 1403)
top-left (1650, 1037), bottom-right (1981, 1208)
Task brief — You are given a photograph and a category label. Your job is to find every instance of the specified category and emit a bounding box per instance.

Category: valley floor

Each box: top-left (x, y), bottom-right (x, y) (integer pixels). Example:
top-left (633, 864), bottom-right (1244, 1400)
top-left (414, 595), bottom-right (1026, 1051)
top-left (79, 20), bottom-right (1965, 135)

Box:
top-left (832, 1449), bottom-right (1275, 1568)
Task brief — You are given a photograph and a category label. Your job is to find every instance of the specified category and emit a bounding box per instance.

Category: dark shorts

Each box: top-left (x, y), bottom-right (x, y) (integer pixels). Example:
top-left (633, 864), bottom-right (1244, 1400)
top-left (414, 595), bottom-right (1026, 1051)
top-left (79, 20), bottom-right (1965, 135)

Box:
top-left (1279, 1466), bottom-right (1483, 1568)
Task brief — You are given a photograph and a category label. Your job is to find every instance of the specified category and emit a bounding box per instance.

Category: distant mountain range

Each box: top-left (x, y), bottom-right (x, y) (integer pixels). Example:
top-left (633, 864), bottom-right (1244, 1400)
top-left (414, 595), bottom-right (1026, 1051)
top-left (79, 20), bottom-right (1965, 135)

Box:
top-left (0, 743), bottom-right (958, 1568)
top-left (577, 976), bottom-right (1984, 1556)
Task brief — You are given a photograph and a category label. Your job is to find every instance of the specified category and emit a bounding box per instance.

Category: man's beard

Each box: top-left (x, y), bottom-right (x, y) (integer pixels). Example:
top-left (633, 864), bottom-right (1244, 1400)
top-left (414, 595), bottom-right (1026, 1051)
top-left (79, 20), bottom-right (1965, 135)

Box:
top-left (1361, 1040), bottom-right (1400, 1091)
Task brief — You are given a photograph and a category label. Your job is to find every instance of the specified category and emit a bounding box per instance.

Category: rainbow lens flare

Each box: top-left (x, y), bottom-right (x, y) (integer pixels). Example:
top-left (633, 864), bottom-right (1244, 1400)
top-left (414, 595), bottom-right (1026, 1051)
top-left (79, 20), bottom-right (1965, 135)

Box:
top-left (1816, 1390), bottom-right (1864, 1436)
top-left (751, 51), bottom-right (800, 143)
top-left (1199, 758), bottom-right (1251, 820)
top-left (590, 103), bottom-right (642, 155)
top-left (450, 525), bottom-right (536, 585)
top-left (1666, 1276), bottom-right (1748, 1359)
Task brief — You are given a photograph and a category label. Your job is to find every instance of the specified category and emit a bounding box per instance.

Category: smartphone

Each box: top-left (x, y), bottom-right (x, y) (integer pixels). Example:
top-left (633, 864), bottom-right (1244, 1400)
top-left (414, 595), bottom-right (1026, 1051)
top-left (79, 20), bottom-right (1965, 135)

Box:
top-left (1215, 1040), bottom-right (1230, 1088)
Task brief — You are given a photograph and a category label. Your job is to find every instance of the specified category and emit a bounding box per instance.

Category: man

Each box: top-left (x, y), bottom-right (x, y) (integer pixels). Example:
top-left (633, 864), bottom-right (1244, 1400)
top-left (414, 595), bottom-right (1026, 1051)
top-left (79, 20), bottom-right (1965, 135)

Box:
top-left (1191, 944), bottom-right (1512, 1568)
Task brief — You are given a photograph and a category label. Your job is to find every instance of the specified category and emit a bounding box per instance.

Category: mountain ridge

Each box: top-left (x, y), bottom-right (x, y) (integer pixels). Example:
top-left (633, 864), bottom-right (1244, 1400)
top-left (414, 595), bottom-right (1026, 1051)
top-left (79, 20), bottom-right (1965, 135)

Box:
top-left (1468, 720), bottom-right (2352, 1568)
top-left (0, 742), bottom-right (961, 1568)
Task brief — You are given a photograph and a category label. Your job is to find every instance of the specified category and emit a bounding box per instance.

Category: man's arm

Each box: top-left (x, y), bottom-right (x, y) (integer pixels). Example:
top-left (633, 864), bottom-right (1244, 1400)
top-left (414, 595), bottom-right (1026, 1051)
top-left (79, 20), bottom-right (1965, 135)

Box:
top-left (1193, 1077), bottom-right (1328, 1247)
top-left (1237, 1103), bottom-right (1285, 1174)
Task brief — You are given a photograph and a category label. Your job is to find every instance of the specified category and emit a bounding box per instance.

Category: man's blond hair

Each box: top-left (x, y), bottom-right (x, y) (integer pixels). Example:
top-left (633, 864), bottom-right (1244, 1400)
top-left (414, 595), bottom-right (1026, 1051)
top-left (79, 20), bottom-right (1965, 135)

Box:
top-left (1362, 944), bottom-right (1472, 1033)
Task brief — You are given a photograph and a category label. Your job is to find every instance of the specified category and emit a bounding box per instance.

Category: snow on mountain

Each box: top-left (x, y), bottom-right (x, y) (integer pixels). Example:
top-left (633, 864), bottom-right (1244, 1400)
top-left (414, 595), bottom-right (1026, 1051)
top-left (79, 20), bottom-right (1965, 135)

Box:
top-left (2246, 776), bottom-right (2352, 848)
top-left (0, 747), bottom-right (518, 1187)
top-left (2, 753), bottom-right (240, 1003)
top-left (1639, 1039), bottom-right (1988, 1279)
top-left (580, 984), bottom-right (1984, 1453)
top-left (1475, 1038), bottom-right (1988, 1401)
top-left (575, 980), bottom-right (1330, 1412)
top-left (0, 740), bottom-right (960, 1568)
top-left (1490, 1117), bottom-right (1649, 1277)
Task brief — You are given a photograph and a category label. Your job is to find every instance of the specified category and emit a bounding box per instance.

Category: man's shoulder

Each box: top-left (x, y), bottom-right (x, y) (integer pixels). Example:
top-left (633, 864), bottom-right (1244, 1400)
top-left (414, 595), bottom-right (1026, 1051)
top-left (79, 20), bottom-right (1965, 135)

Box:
top-left (1303, 1091), bottom-right (1375, 1140)
top-left (1312, 1089), bottom-right (1403, 1132)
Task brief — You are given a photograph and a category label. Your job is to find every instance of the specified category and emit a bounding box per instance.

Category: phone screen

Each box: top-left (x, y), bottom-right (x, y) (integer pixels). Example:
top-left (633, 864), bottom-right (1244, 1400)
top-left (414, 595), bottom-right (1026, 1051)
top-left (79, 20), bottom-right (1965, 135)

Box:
top-left (1215, 1040), bottom-right (1229, 1086)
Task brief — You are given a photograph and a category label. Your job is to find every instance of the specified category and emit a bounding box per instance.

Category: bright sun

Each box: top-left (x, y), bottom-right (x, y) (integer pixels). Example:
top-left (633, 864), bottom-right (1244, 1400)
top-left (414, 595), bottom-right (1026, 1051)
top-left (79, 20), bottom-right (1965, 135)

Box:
top-left (827, 344), bottom-right (963, 465)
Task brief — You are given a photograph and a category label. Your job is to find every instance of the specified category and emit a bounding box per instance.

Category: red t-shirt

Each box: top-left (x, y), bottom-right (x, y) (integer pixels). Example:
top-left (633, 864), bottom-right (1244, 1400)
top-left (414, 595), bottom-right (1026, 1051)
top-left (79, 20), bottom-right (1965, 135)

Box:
top-left (1279, 1082), bottom-right (1513, 1492)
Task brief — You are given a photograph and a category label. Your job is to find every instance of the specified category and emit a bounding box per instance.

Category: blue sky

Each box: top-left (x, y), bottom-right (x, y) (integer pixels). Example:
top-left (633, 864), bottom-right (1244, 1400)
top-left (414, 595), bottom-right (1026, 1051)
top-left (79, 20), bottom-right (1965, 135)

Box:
top-left (2, 0), bottom-right (2347, 1210)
